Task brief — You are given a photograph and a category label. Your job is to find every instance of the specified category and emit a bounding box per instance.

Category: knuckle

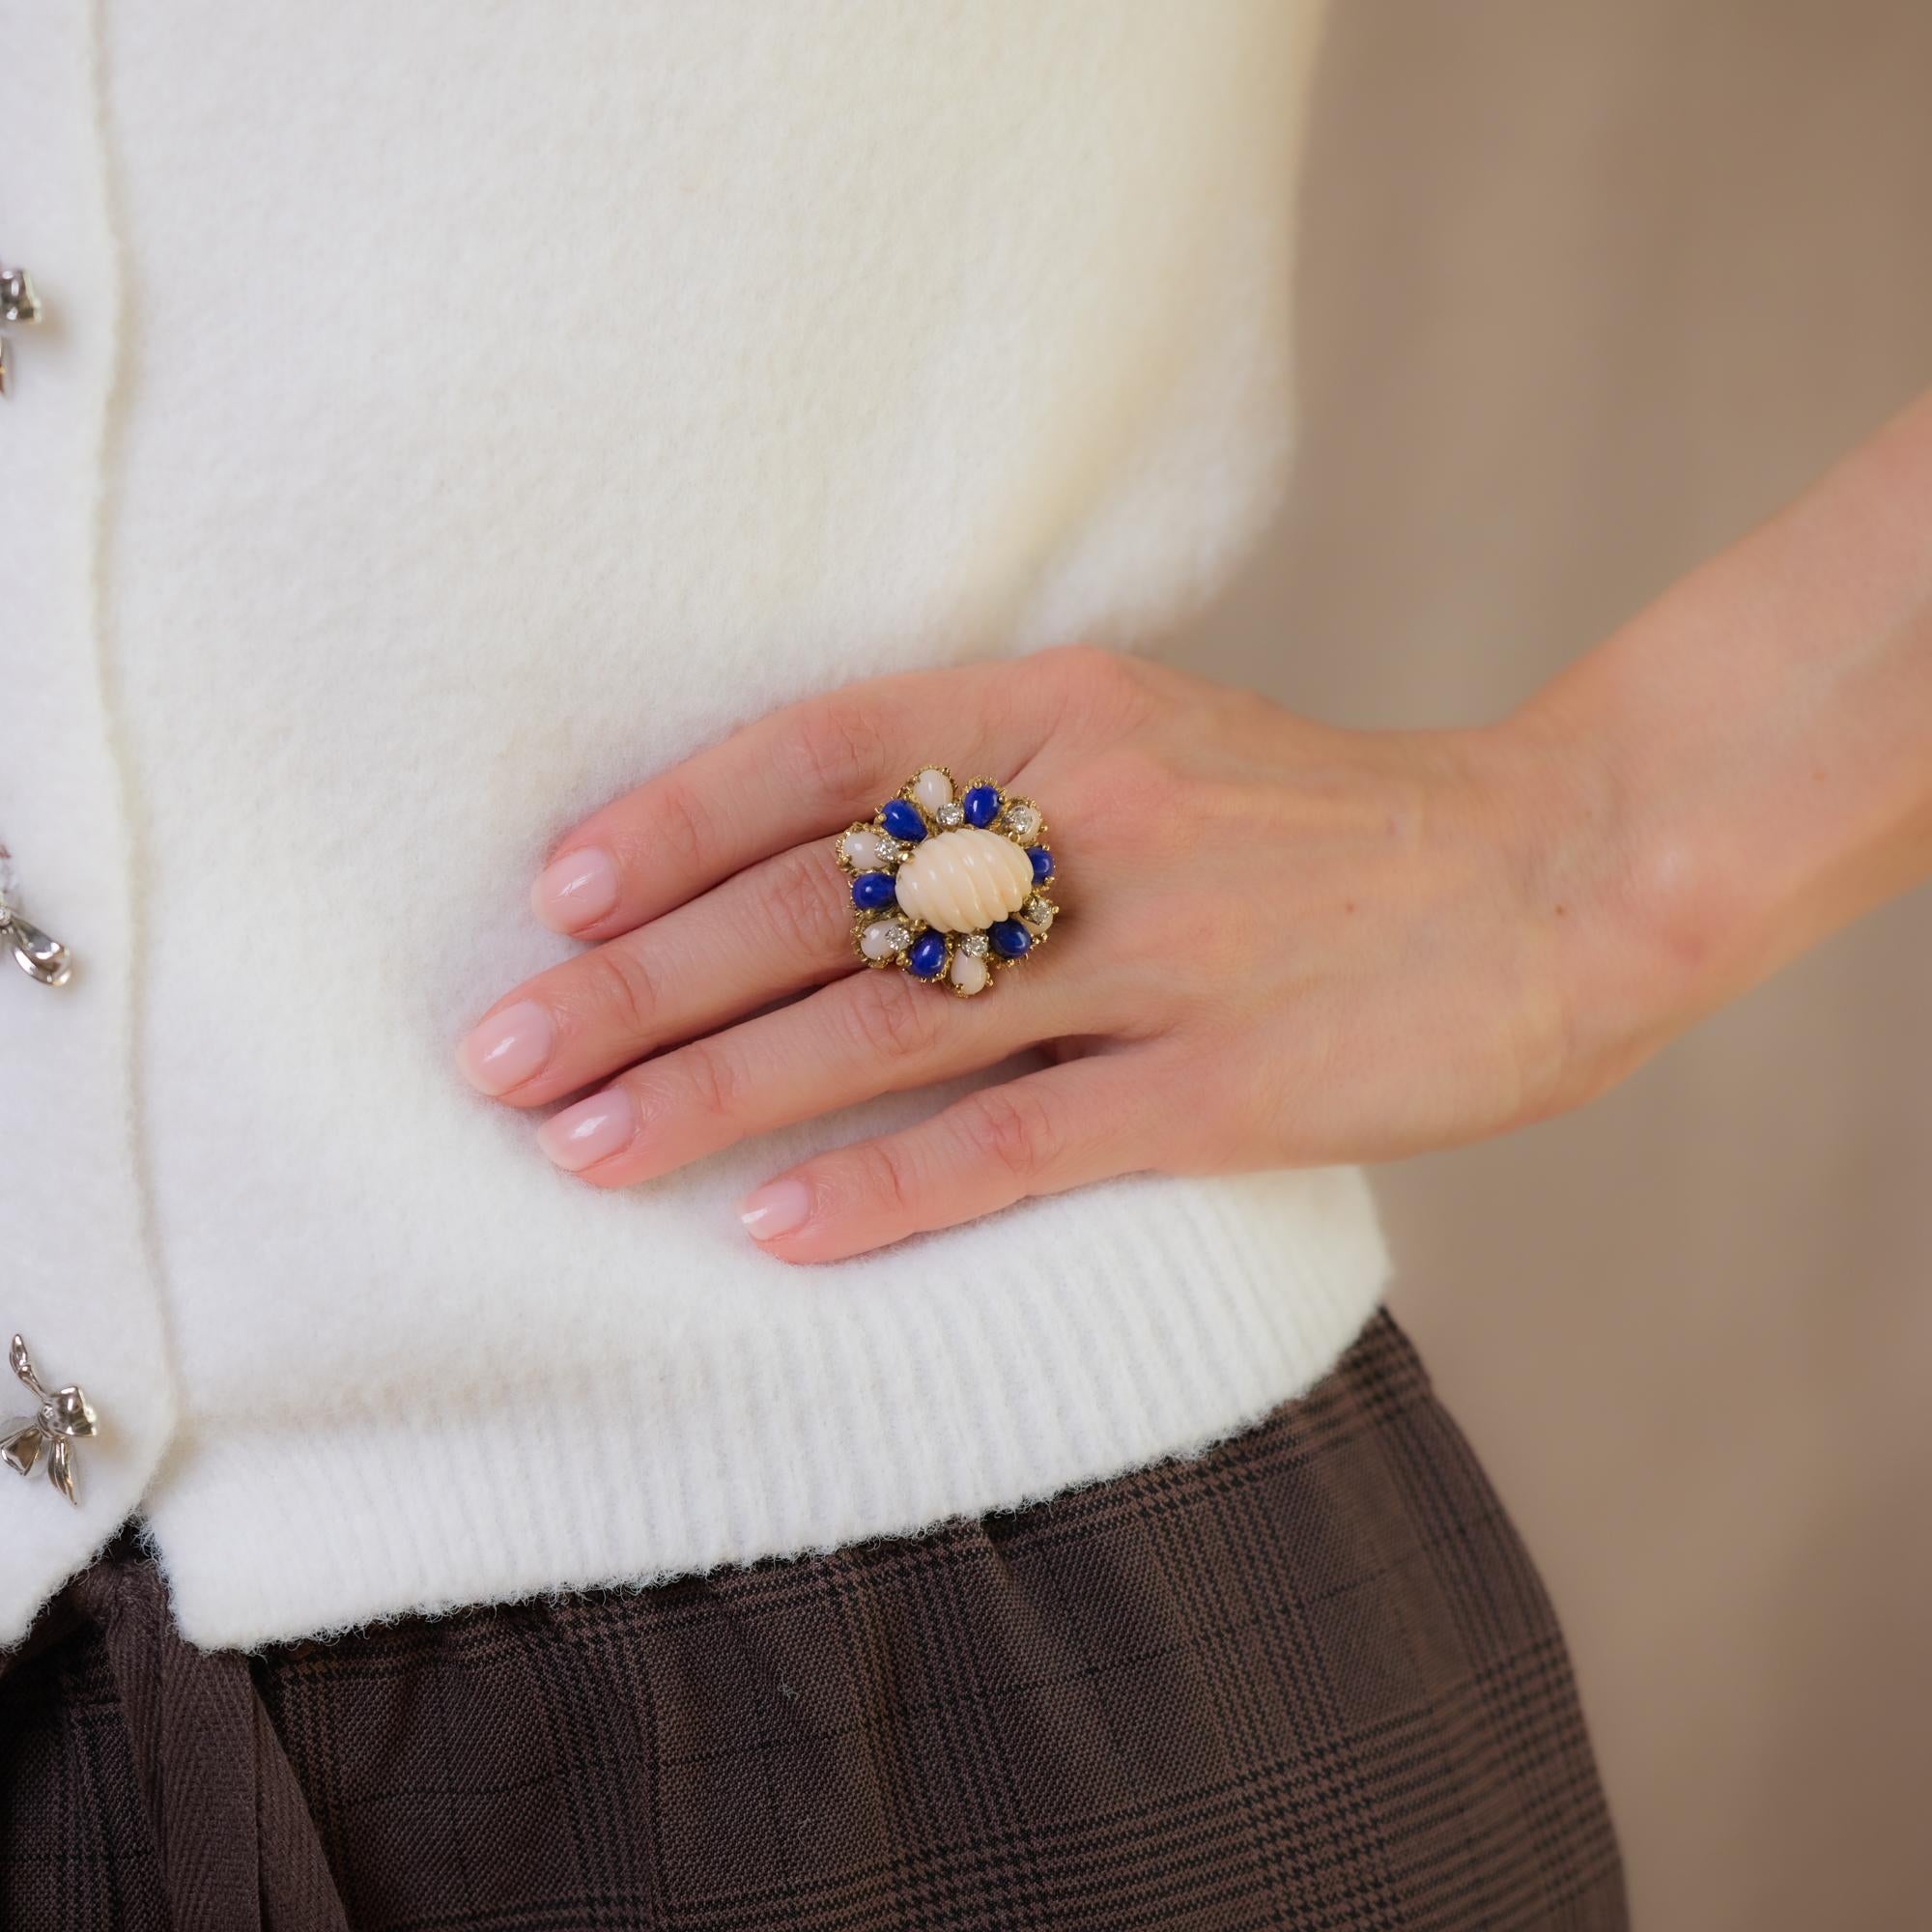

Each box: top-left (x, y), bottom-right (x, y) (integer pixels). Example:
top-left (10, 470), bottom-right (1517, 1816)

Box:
top-left (1038, 639), bottom-right (1121, 693)
top-left (763, 847), bottom-right (848, 958)
top-left (836, 1136), bottom-right (919, 1224)
top-left (844, 965), bottom-right (944, 1063)
top-left (956, 1085), bottom-right (1063, 1185)
top-left (676, 1039), bottom-right (742, 1120)
top-left (791, 696), bottom-right (891, 810)
top-left (650, 777), bottom-right (715, 878)
top-left (1042, 640), bottom-right (1165, 726)
top-left (580, 943), bottom-right (660, 1043)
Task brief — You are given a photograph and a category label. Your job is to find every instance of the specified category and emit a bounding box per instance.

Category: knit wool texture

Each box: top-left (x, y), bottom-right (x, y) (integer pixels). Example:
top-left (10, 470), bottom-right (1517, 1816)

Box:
top-left (1, 0), bottom-right (1391, 1651)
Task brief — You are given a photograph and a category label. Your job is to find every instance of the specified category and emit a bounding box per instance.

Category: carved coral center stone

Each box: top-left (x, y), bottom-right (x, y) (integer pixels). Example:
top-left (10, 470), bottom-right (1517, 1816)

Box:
top-left (892, 826), bottom-right (1034, 933)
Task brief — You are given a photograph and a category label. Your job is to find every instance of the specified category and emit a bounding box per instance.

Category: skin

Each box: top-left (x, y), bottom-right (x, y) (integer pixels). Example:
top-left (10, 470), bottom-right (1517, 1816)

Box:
top-left (457, 386), bottom-right (1932, 1263)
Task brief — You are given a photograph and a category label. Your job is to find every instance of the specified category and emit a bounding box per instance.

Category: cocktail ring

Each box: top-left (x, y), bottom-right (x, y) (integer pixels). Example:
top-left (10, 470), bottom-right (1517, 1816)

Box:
top-left (833, 767), bottom-right (1059, 997)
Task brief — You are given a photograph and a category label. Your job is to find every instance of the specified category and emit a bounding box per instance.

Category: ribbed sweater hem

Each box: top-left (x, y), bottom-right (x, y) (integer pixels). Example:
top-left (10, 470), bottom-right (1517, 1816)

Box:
top-left (140, 1166), bottom-right (1392, 1651)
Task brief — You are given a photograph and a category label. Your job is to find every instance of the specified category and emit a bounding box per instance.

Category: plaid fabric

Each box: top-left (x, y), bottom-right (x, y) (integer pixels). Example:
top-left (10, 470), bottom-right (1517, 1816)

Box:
top-left (1, 1310), bottom-right (1627, 1931)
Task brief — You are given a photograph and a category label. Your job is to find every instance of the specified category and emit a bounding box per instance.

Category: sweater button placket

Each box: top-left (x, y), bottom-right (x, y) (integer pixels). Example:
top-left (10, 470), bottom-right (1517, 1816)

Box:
top-left (0, 262), bottom-right (75, 986)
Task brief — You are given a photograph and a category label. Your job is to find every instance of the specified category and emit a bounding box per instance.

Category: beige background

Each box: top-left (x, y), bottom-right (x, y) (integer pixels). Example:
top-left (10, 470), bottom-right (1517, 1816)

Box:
top-left (1176, 5), bottom-right (1932, 1928)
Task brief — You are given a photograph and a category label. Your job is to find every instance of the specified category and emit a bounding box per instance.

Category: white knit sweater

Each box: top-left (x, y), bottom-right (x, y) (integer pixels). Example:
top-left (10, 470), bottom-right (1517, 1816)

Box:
top-left (1, 0), bottom-right (1390, 1652)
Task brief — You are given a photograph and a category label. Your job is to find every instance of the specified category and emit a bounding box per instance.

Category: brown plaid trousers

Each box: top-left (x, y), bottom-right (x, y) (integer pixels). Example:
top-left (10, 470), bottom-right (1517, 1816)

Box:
top-left (0, 1311), bottom-right (1628, 1930)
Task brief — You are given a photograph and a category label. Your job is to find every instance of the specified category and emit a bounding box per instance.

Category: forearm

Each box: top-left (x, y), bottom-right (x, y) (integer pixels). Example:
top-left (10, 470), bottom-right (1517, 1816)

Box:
top-left (1499, 387), bottom-right (1932, 1099)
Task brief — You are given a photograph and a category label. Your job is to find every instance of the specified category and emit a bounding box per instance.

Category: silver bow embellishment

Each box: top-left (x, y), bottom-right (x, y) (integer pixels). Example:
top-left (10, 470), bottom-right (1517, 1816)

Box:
top-left (3, 1333), bottom-right (99, 1506)
top-left (0, 262), bottom-right (43, 400)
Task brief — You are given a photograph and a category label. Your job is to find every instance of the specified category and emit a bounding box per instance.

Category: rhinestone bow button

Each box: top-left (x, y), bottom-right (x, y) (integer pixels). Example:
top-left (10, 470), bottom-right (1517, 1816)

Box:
top-left (2, 1334), bottom-right (99, 1506)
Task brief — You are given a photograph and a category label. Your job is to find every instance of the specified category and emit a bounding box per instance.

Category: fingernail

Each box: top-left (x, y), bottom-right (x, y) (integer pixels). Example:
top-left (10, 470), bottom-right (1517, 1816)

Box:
top-left (531, 846), bottom-right (619, 932)
top-left (456, 999), bottom-right (554, 1095)
top-left (538, 1088), bottom-right (636, 1172)
top-left (738, 1178), bottom-right (812, 1242)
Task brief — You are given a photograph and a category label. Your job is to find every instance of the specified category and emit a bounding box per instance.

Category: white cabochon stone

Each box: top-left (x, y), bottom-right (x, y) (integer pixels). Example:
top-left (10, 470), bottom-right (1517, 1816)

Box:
top-left (913, 768), bottom-right (952, 813)
top-left (841, 828), bottom-right (884, 869)
top-left (893, 826), bottom-right (1033, 932)
top-left (949, 950), bottom-right (989, 995)
top-left (860, 920), bottom-right (908, 961)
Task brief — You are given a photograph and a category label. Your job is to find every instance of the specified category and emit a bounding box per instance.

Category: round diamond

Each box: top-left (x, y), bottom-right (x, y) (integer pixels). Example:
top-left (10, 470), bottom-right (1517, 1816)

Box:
top-left (935, 802), bottom-right (965, 829)
top-left (959, 933), bottom-right (990, 958)
top-left (1023, 896), bottom-right (1054, 929)
top-left (1003, 804), bottom-right (1041, 842)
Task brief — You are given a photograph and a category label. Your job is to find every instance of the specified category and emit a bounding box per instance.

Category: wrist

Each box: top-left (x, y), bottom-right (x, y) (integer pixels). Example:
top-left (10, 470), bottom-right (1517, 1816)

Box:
top-left (1466, 697), bottom-right (1738, 1118)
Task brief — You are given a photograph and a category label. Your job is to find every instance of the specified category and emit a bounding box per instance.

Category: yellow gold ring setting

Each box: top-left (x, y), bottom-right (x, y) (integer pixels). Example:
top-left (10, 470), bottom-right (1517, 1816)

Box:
top-left (833, 767), bottom-right (1059, 997)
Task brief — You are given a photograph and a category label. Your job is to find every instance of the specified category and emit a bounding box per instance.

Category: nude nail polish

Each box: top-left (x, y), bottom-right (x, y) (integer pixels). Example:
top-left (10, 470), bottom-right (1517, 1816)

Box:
top-left (531, 845), bottom-right (618, 932)
top-left (738, 1178), bottom-right (812, 1241)
top-left (538, 1088), bottom-right (636, 1173)
top-left (456, 999), bottom-right (554, 1096)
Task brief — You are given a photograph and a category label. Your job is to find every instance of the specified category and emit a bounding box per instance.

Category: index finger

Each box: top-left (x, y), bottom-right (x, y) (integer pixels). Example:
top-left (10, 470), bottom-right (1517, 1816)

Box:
top-left (528, 658), bottom-right (1056, 939)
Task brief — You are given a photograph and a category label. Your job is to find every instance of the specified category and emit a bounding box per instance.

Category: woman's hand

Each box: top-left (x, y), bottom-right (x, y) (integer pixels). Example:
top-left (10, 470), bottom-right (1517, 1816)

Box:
top-left (454, 641), bottom-right (1675, 1262)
